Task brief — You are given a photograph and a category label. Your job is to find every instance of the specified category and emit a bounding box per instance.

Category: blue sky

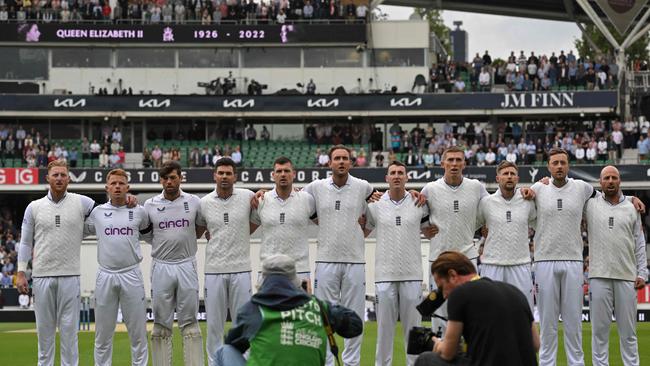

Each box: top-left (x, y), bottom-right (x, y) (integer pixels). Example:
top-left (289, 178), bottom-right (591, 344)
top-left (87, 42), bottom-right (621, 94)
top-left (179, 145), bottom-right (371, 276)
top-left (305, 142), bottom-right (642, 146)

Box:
top-left (380, 6), bottom-right (583, 61)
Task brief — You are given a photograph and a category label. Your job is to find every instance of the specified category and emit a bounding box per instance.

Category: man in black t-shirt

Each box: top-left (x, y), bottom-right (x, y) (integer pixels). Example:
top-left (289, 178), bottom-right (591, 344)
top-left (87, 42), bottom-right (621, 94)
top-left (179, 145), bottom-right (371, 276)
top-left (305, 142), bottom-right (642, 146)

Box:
top-left (415, 251), bottom-right (540, 366)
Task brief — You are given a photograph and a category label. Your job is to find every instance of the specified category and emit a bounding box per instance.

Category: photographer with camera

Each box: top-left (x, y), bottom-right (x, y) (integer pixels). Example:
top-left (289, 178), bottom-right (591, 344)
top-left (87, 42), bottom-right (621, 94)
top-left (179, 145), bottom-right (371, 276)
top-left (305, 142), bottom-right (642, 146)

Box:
top-left (213, 254), bottom-right (363, 366)
top-left (414, 251), bottom-right (539, 366)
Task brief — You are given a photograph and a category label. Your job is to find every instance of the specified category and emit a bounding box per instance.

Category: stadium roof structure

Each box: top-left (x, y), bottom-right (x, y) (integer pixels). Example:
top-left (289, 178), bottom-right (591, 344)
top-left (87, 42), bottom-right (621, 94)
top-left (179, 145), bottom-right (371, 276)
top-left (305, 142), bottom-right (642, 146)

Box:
top-left (379, 0), bottom-right (622, 23)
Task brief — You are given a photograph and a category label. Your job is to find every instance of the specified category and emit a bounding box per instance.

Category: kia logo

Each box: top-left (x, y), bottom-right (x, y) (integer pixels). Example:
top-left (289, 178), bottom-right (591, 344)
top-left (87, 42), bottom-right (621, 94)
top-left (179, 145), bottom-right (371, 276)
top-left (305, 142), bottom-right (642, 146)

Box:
top-left (389, 97), bottom-right (422, 107)
top-left (223, 99), bottom-right (255, 108)
top-left (54, 98), bottom-right (86, 108)
top-left (138, 99), bottom-right (171, 108)
top-left (307, 98), bottom-right (339, 108)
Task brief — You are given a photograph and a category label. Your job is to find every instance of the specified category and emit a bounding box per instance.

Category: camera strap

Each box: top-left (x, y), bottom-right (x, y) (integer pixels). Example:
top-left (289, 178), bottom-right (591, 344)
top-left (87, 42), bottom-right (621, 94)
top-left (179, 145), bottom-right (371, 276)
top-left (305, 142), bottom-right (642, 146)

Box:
top-left (313, 296), bottom-right (342, 366)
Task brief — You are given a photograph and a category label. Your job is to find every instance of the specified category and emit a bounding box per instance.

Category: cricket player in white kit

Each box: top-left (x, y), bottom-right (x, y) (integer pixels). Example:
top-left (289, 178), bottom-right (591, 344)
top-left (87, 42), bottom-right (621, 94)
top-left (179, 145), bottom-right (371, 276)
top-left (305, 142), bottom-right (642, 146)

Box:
top-left (85, 169), bottom-right (150, 366)
top-left (365, 161), bottom-right (430, 366)
top-left (585, 166), bottom-right (647, 366)
top-left (253, 156), bottom-right (316, 284)
top-left (17, 159), bottom-right (95, 366)
top-left (143, 161), bottom-right (206, 366)
top-left (477, 161), bottom-right (536, 312)
top-left (419, 146), bottom-right (490, 335)
top-left (304, 145), bottom-right (374, 366)
top-left (531, 148), bottom-right (597, 366)
top-left (197, 157), bottom-right (256, 366)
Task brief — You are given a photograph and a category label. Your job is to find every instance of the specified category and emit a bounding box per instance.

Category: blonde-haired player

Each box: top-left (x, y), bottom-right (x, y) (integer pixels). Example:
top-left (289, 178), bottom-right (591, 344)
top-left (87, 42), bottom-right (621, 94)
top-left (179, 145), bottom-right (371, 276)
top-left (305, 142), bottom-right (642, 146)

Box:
top-left (84, 169), bottom-right (150, 366)
top-left (17, 159), bottom-right (97, 366)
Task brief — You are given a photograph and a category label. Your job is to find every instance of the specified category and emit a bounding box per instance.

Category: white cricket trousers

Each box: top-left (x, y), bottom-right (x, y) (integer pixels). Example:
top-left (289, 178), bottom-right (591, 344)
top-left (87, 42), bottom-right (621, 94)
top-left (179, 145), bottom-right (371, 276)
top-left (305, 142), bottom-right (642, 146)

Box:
top-left (94, 266), bottom-right (148, 366)
top-left (589, 278), bottom-right (640, 366)
top-left (535, 260), bottom-right (584, 366)
top-left (374, 281), bottom-right (422, 366)
top-left (33, 276), bottom-right (80, 366)
top-left (315, 262), bottom-right (365, 366)
top-left (428, 258), bottom-right (477, 338)
top-left (205, 272), bottom-right (252, 366)
top-left (151, 257), bottom-right (200, 329)
top-left (479, 263), bottom-right (534, 312)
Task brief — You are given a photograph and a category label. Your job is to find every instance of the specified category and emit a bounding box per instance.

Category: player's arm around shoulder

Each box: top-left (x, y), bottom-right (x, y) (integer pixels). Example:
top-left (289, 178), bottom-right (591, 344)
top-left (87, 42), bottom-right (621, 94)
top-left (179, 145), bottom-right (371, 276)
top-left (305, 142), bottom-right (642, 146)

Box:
top-left (139, 198), bottom-right (155, 243)
top-left (83, 206), bottom-right (98, 237)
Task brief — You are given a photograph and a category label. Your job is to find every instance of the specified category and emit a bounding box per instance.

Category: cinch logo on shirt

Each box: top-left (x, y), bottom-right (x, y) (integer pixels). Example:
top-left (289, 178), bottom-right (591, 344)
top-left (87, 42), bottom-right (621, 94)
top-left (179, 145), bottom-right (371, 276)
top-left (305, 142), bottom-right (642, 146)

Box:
top-left (506, 211), bottom-right (512, 223)
top-left (608, 217), bottom-right (614, 229)
top-left (453, 200), bottom-right (459, 213)
top-left (159, 218), bottom-right (191, 229)
top-left (557, 199), bottom-right (563, 211)
top-left (395, 216), bottom-right (402, 226)
top-left (104, 227), bottom-right (134, 236)
top-left (335, 200), bottom-right (341, 211)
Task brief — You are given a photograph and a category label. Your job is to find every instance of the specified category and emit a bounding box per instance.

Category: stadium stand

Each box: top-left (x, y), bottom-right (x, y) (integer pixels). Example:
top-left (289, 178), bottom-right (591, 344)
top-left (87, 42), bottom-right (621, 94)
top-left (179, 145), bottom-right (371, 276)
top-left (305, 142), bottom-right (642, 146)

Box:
top-left (0, 205), bottom-right (19, 289)
top-left (0, 0), bottom-right (369, 24)
top-left (430, 50), bottom-right (621, 93)
top-left (2, 118), bottom-right (650, 169)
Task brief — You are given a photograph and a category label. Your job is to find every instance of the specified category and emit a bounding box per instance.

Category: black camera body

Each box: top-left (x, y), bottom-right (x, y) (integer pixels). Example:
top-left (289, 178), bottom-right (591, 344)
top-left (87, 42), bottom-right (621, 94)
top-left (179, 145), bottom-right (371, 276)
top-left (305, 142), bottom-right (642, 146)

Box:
top-left (416, 288), bottom-right (445, 317)
top-left (407, 326), bottom-right (440, 355)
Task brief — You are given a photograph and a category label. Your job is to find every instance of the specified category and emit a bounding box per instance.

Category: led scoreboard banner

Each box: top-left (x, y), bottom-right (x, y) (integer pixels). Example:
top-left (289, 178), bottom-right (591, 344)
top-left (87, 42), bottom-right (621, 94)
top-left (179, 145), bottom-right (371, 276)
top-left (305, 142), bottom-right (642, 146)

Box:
top-left (0, 23), bottom-right (367, 44)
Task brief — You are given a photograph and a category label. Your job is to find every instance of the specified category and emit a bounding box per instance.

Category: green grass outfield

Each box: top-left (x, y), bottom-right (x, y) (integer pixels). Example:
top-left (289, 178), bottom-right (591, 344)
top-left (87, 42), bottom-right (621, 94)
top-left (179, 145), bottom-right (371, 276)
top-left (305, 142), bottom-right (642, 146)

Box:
top-left (1, 322), bottom-right (648, 365)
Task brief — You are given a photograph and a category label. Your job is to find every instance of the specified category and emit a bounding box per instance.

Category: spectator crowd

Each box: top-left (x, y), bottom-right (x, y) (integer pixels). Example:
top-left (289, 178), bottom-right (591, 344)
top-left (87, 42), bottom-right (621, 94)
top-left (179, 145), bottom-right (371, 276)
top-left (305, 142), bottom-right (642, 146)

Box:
top-left (431, 49), bottom-right (621, 93)
top-left (0, 124), bottom-right (125, 169)
top-left (0, 206), bottom-right (20, 289)
top-left (0, 0), bottom-right (368, 24)
top-left (379, 118), bottom-right (650, 168)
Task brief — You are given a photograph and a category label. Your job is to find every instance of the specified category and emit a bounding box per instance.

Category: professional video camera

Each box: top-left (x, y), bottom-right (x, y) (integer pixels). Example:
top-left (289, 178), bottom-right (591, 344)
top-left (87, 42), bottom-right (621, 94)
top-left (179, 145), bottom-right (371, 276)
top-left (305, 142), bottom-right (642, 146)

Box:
top-left (248, 79), bottom-right (268, 96)
top-left (406, 288), bottom-right (446, 355)
top-left (416, 288), bottom-right (445, 318)
top-left (407, 326), bottom-right (442, 355)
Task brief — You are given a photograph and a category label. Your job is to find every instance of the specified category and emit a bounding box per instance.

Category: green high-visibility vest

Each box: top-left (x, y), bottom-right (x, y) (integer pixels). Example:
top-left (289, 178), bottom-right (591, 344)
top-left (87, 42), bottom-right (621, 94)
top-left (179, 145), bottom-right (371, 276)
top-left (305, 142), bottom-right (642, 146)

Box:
top-left (248, 297), bottom-right (328, 366)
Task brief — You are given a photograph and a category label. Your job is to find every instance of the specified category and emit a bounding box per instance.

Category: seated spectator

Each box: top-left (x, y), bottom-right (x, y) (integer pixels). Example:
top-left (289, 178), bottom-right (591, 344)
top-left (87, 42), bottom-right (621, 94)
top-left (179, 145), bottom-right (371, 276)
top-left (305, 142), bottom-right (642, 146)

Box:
top-left (478, 67), bottom-right (490, 91)
top-left (109, 151), bottom-right (121, 168)
top-left (638, 134), bottom-right (649, 161)
top-left (303, 0), bottom-right (313, 19)
top-left (375, 152), bottom-right (385, 167)
top-left (90, 139), bottom-right (101, 159)
top-left (318, 149), bottom-right (329, 167)
top-left (231, 146), bottom-right (242, 166)
top-left (69, 147), bottom-right (78, 167)
top-left (541, 74), bottom-right (551, 90)
top-left (453, 76), bottom-right (466, 92)
top-left (152, 145), bottom-right (162, 167)
top-left (574, 144), bottom-right (585, 163)
top-left (99, 148), bottom-right (109, 168)
top-left (356, 148), bottom-right (367, 167)
top-left (485, 148), bottom-right (496, 165)
top-left (200, 146), bottom-right (213, 167)
top-left (142, 148), bottom-right (153, 168)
